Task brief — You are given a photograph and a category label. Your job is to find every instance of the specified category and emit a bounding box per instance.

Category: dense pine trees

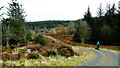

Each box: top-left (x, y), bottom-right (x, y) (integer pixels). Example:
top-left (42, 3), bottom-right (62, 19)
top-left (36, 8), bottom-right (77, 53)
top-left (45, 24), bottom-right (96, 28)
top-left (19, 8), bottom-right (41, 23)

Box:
top-left (2, 0), bottom-right (28, 46)
top-left (73, 1), bottom-right (120, 45)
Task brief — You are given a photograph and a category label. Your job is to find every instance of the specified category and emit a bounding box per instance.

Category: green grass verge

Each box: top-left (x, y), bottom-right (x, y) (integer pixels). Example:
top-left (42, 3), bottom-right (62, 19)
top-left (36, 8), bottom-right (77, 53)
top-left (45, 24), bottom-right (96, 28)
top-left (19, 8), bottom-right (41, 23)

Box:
top-left (73, 46), bottom-right (119, 53)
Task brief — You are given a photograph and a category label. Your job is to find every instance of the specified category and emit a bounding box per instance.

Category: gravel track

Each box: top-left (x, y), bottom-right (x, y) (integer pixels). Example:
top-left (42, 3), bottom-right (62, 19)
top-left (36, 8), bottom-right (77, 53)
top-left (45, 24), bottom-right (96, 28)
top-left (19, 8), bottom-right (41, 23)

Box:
top-left (78, 48), bottom-right (118, 66)
top-left (46, 35), bottom-right (118, 66)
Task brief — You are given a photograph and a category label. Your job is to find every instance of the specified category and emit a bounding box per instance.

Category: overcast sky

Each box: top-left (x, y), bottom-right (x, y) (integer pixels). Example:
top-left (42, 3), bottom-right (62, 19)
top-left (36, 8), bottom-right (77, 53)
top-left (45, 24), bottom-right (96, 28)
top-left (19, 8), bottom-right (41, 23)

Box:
top-left (0, 0), bottom-right (119, 21)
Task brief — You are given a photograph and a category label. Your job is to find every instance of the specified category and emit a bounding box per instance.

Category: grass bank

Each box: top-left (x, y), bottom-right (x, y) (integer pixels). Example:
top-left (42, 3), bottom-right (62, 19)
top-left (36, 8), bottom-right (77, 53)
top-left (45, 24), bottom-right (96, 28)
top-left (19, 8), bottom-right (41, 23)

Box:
top-left (2, 47), bottom-right (95, 66)
top-left (73, 46), bottom-right (119, 53)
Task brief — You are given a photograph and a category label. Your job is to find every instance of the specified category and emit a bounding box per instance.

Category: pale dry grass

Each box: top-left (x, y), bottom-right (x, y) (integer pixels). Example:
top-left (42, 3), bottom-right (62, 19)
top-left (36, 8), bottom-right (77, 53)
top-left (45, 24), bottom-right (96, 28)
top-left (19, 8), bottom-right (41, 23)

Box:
top-left (2, 46), bottom-right (95, 66)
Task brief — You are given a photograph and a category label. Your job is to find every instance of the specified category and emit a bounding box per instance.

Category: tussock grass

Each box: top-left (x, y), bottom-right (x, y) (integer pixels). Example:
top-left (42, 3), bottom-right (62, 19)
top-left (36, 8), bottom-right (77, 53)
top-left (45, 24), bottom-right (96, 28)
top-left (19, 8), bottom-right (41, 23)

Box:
top-left (2, 47), bottom-right (95, 66)
top-left (2, 36), bottom-right (95, 66)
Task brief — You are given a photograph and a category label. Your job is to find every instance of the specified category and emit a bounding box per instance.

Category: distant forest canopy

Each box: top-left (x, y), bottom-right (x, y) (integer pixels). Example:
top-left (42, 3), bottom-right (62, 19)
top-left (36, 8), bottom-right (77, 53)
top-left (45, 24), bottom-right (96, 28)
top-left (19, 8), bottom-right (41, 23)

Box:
top-left (27, 20), bottom-right (79, 29)
top-left (27, 1), bottom-right (120, 45)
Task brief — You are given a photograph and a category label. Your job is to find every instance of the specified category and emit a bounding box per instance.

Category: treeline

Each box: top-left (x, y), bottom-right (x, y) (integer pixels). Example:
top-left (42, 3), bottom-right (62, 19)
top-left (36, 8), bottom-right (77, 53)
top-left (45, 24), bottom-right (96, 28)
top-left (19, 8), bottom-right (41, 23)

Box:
top-left (1, 0), bottom-right (120, 46)
top-left (28, 20), bottom-right (78, 29)
top-left (2, 0), bottom-right (32, 46)
top-left (74, 2), bottom-right (120, 45)
top-left (28, 2), bottom-right (120, 45)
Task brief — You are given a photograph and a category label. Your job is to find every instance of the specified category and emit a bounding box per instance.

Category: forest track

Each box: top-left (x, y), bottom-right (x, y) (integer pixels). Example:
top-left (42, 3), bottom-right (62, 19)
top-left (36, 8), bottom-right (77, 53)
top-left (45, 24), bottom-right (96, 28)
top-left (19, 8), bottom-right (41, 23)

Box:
top-left (77, 47), bottom-right (118, 66)
top-left (46, 35), bottom-right (118, 66)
